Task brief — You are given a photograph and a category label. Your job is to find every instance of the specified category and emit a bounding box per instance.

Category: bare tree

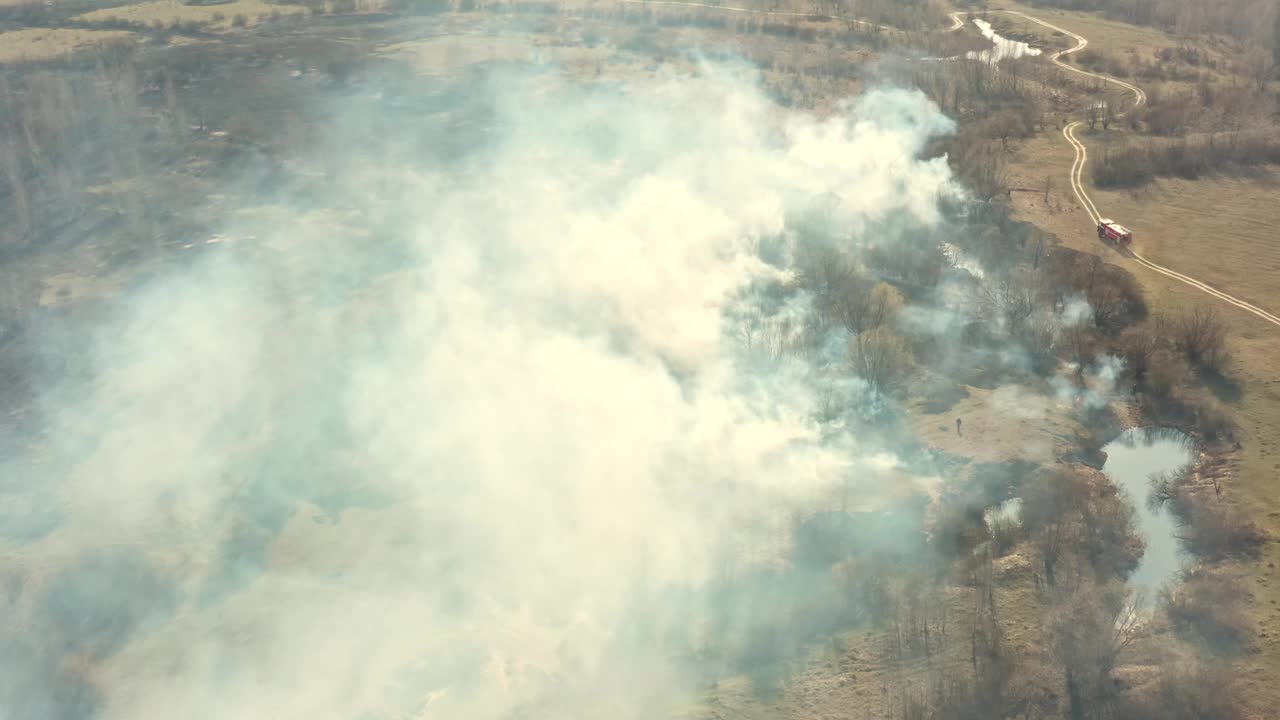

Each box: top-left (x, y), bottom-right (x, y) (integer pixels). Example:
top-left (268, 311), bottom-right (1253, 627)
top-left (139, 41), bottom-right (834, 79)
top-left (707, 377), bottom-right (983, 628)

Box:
top-left (847, 326), bottom-right (915, 392)
top-left (1119, 325), bottom-right (1161, 386)
top-left (978, 270), bottom-right (1039, 333)
top-left (990, 110), bottom-right (1026, 151)
top-left (1244, 46), bottom-right (1275, 92)
top-left (1051, 584), bottom-right (1144, 720)
top-left (1022, 470), bottom-right (1080, 588)
top-left (1173, 305), bottom-right (1230, 372)
top-left (1063, 325), bottom-right (1094, 371)
top-left (1084, 264), bottom-right (1146, 332)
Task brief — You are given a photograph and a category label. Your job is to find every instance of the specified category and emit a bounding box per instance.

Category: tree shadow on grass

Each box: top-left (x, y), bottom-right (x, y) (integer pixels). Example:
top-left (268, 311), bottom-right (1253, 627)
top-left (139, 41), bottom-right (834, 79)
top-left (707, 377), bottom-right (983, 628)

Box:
top-left (917, 375), bottom-right (971, 414)
top-left (1199, 368), bottom-right (1243, 404)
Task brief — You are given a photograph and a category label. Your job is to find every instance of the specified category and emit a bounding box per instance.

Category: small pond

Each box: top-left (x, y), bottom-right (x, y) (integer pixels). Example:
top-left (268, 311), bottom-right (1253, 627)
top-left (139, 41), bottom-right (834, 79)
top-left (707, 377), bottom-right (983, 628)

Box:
top-left (1102, 427), bottom-right (1194, 599)
top-left (966, 19), bottom-right (1044, 63)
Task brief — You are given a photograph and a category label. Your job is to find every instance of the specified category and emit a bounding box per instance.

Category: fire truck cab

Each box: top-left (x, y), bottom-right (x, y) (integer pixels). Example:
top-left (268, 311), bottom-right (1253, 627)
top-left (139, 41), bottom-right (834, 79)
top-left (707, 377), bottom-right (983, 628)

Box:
top-left (1097, 219), bottom-right (1132, 247)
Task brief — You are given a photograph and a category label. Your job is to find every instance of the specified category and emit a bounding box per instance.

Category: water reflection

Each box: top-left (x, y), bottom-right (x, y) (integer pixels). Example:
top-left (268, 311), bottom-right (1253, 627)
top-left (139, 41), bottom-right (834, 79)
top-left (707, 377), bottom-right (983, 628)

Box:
top-left (966, 19), bottom-right (1044, 64)
top-left (1102, 427), bottom-right (1194, 599)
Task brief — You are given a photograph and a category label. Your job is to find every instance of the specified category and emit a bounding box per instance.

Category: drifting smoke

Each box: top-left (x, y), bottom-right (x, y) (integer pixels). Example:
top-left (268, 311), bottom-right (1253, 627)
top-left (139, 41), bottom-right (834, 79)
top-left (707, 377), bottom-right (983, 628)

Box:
top-left (1053, 353), bottom-right (1127, 412)
top-left (1059, 295), bottom-right (1093, 327)
top-left (2, 65), bottom-right (961, 719)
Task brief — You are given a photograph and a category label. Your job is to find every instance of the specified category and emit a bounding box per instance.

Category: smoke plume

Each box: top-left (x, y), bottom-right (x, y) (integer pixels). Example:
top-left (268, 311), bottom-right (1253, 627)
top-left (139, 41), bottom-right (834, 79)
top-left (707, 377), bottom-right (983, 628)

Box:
top-left (2, 64), bottom-right (961, 719)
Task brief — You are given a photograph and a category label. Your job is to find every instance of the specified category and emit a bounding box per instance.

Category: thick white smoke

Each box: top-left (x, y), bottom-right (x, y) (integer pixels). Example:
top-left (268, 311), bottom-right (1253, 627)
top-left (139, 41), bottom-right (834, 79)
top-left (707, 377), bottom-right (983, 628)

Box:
top-left (3, 64), bottom-right (960, 720)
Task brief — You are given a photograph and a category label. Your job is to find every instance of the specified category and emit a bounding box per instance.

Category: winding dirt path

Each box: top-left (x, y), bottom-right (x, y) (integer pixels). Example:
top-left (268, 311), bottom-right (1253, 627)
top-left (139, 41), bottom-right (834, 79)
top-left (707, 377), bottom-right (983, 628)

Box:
top-left (951, 10), bottom-right (1280, 328)
top-left (613, 4), bottom-right (1278, 326)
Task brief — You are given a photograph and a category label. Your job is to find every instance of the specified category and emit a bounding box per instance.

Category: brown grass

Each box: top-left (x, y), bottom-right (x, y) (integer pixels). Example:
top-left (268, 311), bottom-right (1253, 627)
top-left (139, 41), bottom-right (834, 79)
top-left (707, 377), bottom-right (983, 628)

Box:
top-left (989, 1), bottom-right (1182, 53)
top-left (74, 0), bottom-right (305, 30)
top-left (909, 384), bottom-right (1086, 465)
top-left (1087, 171), bottom-right (1280, 315)
top-left (0, 28), bottom-right (136, 63)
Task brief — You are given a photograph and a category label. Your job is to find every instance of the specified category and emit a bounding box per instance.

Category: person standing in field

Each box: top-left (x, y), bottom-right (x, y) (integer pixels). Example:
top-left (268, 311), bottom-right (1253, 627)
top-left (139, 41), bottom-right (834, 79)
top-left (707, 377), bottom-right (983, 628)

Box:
top-left (956, 417), bottom-right (962, 437)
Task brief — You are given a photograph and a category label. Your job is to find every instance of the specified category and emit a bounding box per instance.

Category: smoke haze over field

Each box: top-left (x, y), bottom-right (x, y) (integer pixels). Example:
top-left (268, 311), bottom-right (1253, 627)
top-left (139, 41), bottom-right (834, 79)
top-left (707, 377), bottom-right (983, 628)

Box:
top-left (2, 65), bottom-right (963, 719)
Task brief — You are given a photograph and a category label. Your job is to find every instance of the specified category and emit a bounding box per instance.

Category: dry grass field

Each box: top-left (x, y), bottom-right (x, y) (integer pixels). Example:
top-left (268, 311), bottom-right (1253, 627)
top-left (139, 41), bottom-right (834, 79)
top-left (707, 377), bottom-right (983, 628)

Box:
top-left (0, 27), bottom-right (136, 62)
top-left (1092, 171), bottom-right (1280, 313)
top-left (74, 0), bottom-right (307, 30)
top-left (987, 0), bottom-right (1182, 53)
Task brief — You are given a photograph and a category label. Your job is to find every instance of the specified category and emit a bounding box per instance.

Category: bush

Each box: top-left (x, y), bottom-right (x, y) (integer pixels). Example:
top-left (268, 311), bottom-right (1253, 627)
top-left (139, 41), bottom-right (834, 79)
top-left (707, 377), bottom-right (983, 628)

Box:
top-left (1184, 390), bottom-right (1237, 441)
top-left (1088, 265), bottom-right (1147, 332)
top-left (231, 12), bottom-right (248, 26)
top-left (1094, 132), bottom-right (1280, 189)
top-left (1172, 306), bottom-right (1230, 373)
top-left (847, 326), bottom-right (915, 393)
top-left (1119, 325), bottom-right (1160, 385)
top-left (1179, 496), bottom-right (1267, 560)
top-left (1163, 568), bottom-right (1253, 653)
top-left (1143, 347), bottom-right (1189, 398)
top-left (1116, 662), bottom-right (1246, 720)
top-left (1074, 48), bottom-right (1130, 77)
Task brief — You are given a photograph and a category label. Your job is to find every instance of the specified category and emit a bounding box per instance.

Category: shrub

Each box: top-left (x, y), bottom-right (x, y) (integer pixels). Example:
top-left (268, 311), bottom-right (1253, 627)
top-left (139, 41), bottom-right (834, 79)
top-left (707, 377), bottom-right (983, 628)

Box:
top-left (231, 12), bottom-right (248, 26)
top-left (1094, 131), bottom-right (1280, 190)
top-left (1116, 662), bottom-right (1246, 720)
top-left (1118, 325), bottom-right (1160, 385)
top-left (1162, 569), bottom-right (1253, 653)
top-left (1184, 390), bottom-right (1237, 441)
top-left (1172, 306), bottom-right (1230, 372)
top-left (1143, 347), bottom-right (1189, 398)
top-left (847, 326), bottom-right (915, 393)
top-left (1179, 496), bottom-right (1267, 560)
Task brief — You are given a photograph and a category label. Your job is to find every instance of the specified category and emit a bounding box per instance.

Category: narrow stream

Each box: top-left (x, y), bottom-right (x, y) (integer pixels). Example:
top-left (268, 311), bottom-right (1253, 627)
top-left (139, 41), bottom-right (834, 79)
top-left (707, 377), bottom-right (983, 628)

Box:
top-left (965, 19), bottom-right (1043, 63)
top-left (1101, 427), bottom-right (1194, 599)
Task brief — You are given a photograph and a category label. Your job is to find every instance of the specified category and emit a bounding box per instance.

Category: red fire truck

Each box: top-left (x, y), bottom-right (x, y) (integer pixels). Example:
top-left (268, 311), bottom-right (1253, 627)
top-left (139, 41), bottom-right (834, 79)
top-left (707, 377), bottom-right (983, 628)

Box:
top-left (1096, 219), bottom-right (1132, 247)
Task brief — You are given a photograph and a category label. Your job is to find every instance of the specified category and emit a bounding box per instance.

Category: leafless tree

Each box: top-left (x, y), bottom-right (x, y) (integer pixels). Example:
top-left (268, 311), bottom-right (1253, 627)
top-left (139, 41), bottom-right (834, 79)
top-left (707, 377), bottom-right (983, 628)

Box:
top-left (1063, 325), bottom-right (1094, 371)
top-left (1051, 583), bottom-right (1144, 720)
top-left (848, 326), bottom-right (915, 392)
top-left (979, 270), bottom-right (1039, 333)
top-left (1119, 325), bottom-right (1161, 386)
top-left (1244, 46), bottom-right (1275, 92)
top-left (1173, 305), bottom-right (1230, 372)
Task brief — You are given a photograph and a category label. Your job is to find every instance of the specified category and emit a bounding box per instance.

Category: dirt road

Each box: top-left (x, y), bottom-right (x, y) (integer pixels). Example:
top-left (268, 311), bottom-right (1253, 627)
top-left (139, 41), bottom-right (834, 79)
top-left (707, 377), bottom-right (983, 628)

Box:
top-left (613, 4), bottom-right (1277, 326)
top-left (951, 10), bottom-right (1280, 328)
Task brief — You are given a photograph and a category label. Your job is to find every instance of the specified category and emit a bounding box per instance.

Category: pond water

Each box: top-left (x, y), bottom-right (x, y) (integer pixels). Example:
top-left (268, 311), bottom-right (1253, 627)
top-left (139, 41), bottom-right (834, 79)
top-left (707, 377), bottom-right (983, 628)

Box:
top-left (966, 19), bottom-right (1044, 63)
top-left (1102, 427), bottom-right (1194, 599)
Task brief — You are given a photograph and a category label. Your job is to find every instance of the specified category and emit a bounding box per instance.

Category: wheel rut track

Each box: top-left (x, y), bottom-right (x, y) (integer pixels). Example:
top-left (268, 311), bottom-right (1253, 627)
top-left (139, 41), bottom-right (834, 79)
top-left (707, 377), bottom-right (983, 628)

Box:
top-left (613, 4), bottom-right (1277, 328)
top-left (950, 10), bottom-right (1279, 328)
